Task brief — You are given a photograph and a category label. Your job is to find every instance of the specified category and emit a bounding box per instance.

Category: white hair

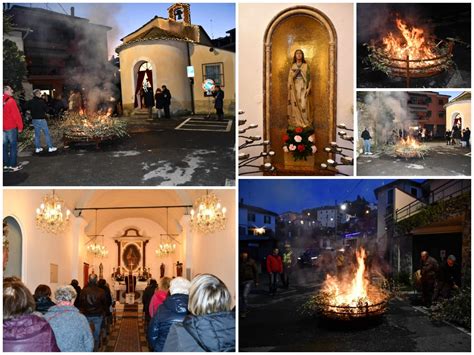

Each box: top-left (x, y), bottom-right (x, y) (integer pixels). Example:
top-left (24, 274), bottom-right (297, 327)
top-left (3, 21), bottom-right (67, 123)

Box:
top-left (55, 285), bottom-right (77, 302)
top-left (169, 277), bottom-right (191, 295)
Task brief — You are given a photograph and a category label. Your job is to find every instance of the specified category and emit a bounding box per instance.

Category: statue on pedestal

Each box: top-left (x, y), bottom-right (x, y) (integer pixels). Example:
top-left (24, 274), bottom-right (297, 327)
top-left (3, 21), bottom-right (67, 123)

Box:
top-left (160, 263), bottom-right (165, 278)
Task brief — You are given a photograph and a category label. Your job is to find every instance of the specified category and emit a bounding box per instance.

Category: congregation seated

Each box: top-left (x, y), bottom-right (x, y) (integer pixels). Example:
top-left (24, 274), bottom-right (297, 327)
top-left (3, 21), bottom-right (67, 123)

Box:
top-left (149, 277), bottom-right (171, 319)
top-left (163, 274), bottom-right (235, 352)
top-left (142, 279), bottom-right (158, 326)
top-left (79, 274), bottom-right (107, 349)
top-left (3, 279), bottom-right (60, 352)
top-left (44, 285), bottom-right (94, 352)
top-left (33, 284), bottom-right (56, 315)
top-left (148, 277), bottom-right (190, 352)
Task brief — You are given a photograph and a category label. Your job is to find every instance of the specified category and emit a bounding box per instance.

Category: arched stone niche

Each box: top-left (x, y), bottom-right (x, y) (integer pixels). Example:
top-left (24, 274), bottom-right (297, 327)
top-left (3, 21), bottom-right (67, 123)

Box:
top-left (263, 6), bottom-right (337, 174)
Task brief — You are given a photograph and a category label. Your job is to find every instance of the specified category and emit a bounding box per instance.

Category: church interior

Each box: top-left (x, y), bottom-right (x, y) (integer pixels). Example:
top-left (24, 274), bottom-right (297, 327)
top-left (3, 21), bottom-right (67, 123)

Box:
top-left (3, 188), bottom-right (235, 351)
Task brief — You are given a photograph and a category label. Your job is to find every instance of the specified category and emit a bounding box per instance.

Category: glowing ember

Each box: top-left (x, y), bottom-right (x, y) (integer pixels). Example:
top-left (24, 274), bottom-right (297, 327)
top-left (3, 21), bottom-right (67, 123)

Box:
top-left (317, 248), bottom-right (388, 320)
top-left (367, 17), bottom-right (453, 80)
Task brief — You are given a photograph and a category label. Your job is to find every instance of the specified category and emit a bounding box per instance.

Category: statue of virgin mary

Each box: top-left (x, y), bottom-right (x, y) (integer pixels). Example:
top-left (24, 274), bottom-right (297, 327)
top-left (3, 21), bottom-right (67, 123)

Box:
top-left (287, 49), bottom-right (312, 128)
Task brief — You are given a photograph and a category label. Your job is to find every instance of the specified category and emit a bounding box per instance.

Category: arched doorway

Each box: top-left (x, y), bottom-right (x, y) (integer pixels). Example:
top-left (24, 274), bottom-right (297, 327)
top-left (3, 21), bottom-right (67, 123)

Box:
top-left (452, 112), bottom-right (463, 129)
top-left (134, 61), bottom-right (154, 109)
top-left (3, 216), bottom-right (22, 278)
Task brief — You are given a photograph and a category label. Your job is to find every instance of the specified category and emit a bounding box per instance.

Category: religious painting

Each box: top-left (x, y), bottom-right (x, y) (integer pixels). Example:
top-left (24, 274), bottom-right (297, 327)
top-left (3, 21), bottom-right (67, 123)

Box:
top-left (122, 243), bottom-right (141, 271)
top-left (264, 6), bottom-right (337, 174)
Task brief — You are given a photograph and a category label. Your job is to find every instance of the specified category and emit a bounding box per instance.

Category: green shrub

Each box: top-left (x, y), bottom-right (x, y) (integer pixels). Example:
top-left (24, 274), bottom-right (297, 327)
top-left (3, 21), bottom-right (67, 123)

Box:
top-left (431, 287), bottom-right (471, 330)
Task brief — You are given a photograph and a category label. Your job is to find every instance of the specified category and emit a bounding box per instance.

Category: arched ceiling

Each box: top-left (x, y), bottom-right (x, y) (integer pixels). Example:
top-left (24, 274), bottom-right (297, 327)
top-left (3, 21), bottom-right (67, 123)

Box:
top-left (52, 189), bottom-right (212, 236)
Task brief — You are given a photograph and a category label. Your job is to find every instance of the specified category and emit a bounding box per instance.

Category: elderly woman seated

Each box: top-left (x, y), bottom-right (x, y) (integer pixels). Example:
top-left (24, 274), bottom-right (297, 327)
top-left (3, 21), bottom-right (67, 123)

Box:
top-left (44, 285), bottom-right (94, 352)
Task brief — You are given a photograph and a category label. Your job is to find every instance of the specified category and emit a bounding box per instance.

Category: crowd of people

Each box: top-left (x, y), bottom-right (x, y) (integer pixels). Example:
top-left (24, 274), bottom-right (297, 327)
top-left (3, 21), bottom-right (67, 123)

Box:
top-left (3, 272), bottom-right (235, 352)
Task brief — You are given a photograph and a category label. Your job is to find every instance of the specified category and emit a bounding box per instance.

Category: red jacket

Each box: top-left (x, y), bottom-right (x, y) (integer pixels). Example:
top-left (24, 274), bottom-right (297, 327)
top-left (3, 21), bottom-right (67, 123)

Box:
top-left (3, 94), bottom-right (23, 132)
top-left (267, 254), bottom-right (283, 273)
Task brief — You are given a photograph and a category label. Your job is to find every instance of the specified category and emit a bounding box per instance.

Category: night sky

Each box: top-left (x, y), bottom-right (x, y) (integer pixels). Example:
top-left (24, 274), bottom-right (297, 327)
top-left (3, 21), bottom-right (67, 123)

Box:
top-left (239, 179), bottom-right (423, 214)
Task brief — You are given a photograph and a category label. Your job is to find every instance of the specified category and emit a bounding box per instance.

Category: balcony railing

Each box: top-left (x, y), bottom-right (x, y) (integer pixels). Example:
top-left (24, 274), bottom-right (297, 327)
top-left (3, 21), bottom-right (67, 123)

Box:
top-left (385, 180), bottom-right (471, 228)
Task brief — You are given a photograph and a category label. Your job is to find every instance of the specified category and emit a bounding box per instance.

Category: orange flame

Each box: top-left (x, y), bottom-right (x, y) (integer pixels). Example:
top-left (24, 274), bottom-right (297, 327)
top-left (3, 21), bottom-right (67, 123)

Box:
top-left (324, 248), bottom-right (369, 307)
top-left (382, 18), bottom-right (436, 62)
top-left (398, 136), bottom-right (420, 149)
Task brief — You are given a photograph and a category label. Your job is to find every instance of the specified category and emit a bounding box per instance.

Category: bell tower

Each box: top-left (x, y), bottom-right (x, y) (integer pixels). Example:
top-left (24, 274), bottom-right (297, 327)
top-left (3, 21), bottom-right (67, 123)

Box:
top-left (168, 3), bottom-right (191, 24)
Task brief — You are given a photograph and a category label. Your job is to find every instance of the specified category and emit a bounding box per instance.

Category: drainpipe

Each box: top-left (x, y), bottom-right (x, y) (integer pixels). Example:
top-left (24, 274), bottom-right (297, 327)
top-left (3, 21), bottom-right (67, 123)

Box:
top-left (186, 42), bottom-right (195, 115)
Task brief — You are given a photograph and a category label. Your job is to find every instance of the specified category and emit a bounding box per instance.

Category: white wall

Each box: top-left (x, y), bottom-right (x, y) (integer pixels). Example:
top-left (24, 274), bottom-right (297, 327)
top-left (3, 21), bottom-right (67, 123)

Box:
top-left (239, 3), bottom-right (354, 175)
top-left (3, 190), bottom-right (80, 294)
top-left (189, 190), bottom-right (236, 304)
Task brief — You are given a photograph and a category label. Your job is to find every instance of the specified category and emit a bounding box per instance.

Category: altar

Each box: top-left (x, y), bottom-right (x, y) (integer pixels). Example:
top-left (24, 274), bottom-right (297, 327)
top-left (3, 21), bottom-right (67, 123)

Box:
top-left (113, 280), bottom-right (147, 304)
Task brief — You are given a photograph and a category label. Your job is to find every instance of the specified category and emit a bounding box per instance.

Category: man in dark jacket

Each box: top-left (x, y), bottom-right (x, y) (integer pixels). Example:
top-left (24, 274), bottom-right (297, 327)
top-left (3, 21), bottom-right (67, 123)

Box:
top-left (97, 279), bottom-right (113, 333)
top-left (420, 251), bottom-right (439, 307)
top-left (213, 85), bottom-right (225, 120)
top-left (79, 274), bottom-right (107, 348)
top-left (148, 277), bottom-right (190, 352)
top-left (239, 251), bottom-right (258, 317)
top-left (463, 127), bottom-right (470, 148)
top-left (3, 85), bottom-right (24, 172)
top-left (70, 279), bottom-right (82, 309)
top-left (26, 89), bottom-right (57, 153)
top-left (434, 254), bottom-right (461, 302)
top-left (142, 279), bottom-right (157, 327)
top-left (143, 82), bottom-right (154, 119)
top-left (161, 85), bottom-right (172, 118)
top-left (361, 128), bottom-right (372, 155)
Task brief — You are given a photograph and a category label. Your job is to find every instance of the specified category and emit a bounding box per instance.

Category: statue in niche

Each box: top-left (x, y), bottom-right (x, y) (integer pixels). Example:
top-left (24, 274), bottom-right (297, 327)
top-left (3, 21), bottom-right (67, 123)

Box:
top-left (283, 49), bottom-right (317, 161)
top-left (99, 262), bottom-right (103, 279)
top-left (176, 261), bottom-right (183, 277)
top-left (287, 49), bottom-right (312, 128)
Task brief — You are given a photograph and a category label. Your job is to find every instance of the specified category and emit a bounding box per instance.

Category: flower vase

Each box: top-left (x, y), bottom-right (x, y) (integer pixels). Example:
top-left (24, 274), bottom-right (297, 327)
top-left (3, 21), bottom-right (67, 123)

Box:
top-left (283, 152), bottom-right (315, 171)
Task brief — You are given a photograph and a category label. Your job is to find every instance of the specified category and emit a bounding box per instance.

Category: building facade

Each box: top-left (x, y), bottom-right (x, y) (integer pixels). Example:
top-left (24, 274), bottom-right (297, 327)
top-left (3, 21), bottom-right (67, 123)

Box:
top-left (116, 3), bottom-right (235, 116)
top-left (406, 92), bottom-right (450, 137)
top-left (445, 91), bottom-right (471, 132)
top-left (5, 5), bottom-right (110, 98)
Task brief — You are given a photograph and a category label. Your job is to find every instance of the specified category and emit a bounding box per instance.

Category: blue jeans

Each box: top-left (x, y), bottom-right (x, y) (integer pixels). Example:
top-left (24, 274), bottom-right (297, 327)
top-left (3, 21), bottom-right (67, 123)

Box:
top-left (86, 315), bottom-right (103, 347)
top-left (239, 280), bottom-right (254, 313)
top-left (363, 139), bottom-right (371, 153)
top-left (32, 119), bottom-right (53, 149)
top-left (3, 129), bottom-right (18, 167)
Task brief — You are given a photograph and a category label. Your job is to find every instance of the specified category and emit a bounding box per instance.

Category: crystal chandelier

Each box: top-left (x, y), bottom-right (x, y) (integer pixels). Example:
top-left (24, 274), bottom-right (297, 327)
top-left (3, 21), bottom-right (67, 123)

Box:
top-left (35, 190), bottom-right (71, 234)
top-left (190, 191), bottom-right (227, 234)
top-left (156, 208), bottom-right (177, 257)
top-left (86, 210), bottom-right (108, 258)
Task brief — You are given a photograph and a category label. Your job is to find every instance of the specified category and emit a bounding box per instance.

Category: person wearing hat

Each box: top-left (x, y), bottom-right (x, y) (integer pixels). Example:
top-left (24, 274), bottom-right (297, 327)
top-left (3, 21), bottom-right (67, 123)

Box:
top-left (147, 277), bottom-right (190, 352)
top-left (26, 89), bottom-right (57, 153)
top-left (434, 254), bottom-right (461, 302)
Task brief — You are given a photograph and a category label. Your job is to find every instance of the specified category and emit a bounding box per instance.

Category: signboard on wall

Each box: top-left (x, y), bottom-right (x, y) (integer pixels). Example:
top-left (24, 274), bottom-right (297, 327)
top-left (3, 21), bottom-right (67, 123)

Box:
top-left (50, 263), bottom-right (58, 283)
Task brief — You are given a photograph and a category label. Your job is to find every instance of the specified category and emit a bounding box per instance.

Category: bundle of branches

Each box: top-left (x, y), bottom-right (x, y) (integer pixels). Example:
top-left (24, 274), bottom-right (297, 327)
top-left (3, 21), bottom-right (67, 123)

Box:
top-left (384, 143), bottom-right (430, 159)
top-left (61, 112), bottom-right (129, 140)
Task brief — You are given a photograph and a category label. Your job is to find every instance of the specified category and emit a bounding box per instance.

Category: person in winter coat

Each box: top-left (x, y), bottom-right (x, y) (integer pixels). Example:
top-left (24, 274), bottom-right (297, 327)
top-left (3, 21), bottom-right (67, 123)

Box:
top-left (463, 127), bottom-right (470, 148)
top-left (70, 279), bottom-right (82, 309)
top-left (44, 285), bottom-right (94, 352)
top-left (212, 85), bottom-right (225, 120)
top-left (26, 89), bottom-right (57, 154)
top-left (161, 85), bottom-right (172, 118)
top-left (163, 274), bottom-right (235, 352)
top-left (33, 284), bottom-right (56, 315)
top-left (3, 279), bottom-right (60, 352)
top-left (267, 248), bottom-right (283, 296)
top-left (154, 88), bottom-right (166, 119)
top-left (148, 277), bottom-right (191, 351)
top-left (149, 277), bottom-right (171, 319)
top-left (361, 128), bottom-right (372, 155)
top-left (420, 251), bottom-right (439, 307)
top-left (144, 82), bottom-right (154, 119)
top-left (142, 279), bottom-right (158, 327)
top-left (79, 274), bottom-right (107, 348)
top-left (433, 255), bottom-right (461, 302)
top-left (239, 251), bottom-right (258, 317)
top-left (3, 85), bottom-right (24, 172)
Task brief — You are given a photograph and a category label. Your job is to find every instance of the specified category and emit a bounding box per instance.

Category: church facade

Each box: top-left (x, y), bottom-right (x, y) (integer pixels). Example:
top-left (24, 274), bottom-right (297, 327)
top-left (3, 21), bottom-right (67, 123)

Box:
top-left (116, 3), bottom-right (235, 116)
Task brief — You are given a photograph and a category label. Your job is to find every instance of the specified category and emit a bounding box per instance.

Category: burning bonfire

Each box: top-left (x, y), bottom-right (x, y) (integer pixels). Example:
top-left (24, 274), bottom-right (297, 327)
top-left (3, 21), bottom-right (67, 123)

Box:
top-left (367, 17), bottom-right (453, 80)
top-left (61, 110), bottom-right (128, 147)
top-left (393, 136), bottom-right (428, 159)
top-left (301, 248), bottom-right (389, 321)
